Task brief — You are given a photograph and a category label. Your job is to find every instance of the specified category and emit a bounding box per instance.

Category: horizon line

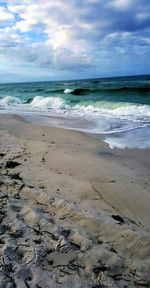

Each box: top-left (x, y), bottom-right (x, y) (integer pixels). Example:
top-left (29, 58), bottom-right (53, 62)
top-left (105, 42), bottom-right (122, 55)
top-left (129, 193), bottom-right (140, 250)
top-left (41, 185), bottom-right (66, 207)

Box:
top-left (0, 73), bottom-right (150, 85)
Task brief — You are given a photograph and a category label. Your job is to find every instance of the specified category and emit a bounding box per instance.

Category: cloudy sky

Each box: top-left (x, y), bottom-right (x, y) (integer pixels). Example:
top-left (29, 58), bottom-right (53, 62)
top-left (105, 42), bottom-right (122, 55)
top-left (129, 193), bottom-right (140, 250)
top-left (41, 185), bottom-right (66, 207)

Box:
top-left (0, 0), bottom-right (150, 82)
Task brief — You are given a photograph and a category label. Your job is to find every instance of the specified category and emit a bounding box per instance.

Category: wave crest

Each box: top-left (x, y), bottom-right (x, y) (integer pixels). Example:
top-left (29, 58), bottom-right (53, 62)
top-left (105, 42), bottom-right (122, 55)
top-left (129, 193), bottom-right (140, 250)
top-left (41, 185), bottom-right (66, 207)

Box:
top-left (31, 96), bottom-right (67, 109)
top-left (64, 88), bottom-right (74, 94)
top-left (64, 88), bottom-right (90, 95)
top-left (64, 86), bottom-right (150, 96)
top-left (74, 103), bottom-right (150, 118)
top-left (0, 96), bottom-right (21, 106)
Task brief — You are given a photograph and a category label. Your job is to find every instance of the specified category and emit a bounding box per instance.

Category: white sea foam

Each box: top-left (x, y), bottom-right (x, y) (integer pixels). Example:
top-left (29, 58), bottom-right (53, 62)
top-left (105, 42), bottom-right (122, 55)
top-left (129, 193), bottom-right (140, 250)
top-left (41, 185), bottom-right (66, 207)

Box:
top-left (64, 88), bottom-right (74, 94)
top-left (74, 103), bottom-right (150, 118)
top-left (104, 127), bottom-right (150, 149)
top-left (0, 95), bottom-right (150, 137)
top-left (107, 104), bottom-right (150, 118)
top-left (0, 96), bottom-right (21, 106)
top-left (1, 95), bottom-right (150, 120)
top-left (31, 96), bottom-right (67, 109)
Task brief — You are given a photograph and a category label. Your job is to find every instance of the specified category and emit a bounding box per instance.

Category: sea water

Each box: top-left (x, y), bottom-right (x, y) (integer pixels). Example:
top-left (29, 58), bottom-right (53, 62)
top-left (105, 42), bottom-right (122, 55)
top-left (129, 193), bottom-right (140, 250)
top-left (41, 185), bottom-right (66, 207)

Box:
top-left (0, 75), bottom-right (150, 149)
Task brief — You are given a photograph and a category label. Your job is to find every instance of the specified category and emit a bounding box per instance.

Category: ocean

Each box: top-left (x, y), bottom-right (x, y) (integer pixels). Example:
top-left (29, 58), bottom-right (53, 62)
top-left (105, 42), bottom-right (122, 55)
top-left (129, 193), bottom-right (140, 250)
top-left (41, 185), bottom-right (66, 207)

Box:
top-left (0, 75), bottom-right (150, 149)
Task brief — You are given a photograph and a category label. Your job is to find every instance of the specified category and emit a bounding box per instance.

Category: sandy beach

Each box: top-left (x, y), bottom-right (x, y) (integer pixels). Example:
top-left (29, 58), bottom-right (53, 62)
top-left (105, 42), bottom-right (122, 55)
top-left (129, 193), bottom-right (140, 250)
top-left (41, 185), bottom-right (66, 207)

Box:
top-left (0, 114), bottom-right (150, 288)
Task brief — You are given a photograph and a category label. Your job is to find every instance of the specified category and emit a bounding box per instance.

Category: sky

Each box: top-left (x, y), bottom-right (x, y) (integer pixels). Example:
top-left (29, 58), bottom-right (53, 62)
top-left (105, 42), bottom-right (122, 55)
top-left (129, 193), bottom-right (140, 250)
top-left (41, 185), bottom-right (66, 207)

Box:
top-left (0, 0), bottom-right (150, 83)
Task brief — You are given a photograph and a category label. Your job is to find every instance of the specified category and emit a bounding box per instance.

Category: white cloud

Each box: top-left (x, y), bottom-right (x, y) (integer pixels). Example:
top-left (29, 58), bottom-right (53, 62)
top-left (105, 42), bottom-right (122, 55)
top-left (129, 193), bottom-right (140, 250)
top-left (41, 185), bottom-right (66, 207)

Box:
top-left (108, 0), bottom-right (133, 11)
top-left (86, 0), bottom-right (101, 3)
top-left (0, 6), bottom-right (14, 22)
top-left (136, 12), bottom-right (150, 21)
top-left (7, 4), bottom-right (26, 14)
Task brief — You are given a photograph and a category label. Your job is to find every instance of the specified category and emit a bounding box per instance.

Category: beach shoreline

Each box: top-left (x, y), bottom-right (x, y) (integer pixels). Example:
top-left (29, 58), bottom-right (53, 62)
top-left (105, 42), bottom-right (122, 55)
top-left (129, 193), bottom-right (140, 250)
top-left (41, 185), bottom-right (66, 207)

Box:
top-left (1, 74), bottom-right (150, 150)
top-left (0, 113), bottom-right (150, 287)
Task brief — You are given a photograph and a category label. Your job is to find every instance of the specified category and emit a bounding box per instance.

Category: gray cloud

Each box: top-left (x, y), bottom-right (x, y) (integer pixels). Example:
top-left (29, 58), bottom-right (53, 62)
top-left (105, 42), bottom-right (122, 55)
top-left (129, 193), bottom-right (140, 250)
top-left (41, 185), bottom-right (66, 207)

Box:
top-left (0, 0), bottom-right (150, 81)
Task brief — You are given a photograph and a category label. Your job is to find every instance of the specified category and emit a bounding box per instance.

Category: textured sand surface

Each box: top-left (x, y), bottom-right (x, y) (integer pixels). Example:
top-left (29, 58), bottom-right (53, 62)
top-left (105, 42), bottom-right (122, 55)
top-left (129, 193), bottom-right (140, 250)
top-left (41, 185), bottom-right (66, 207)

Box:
top-left (0, 114), bottom-right (150, 288)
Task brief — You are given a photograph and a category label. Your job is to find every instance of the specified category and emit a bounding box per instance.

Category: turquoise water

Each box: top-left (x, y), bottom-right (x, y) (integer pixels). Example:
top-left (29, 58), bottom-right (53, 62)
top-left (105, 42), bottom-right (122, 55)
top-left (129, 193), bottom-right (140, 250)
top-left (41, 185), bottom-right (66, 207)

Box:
top-left (0, 75), bottom-right (150, 148)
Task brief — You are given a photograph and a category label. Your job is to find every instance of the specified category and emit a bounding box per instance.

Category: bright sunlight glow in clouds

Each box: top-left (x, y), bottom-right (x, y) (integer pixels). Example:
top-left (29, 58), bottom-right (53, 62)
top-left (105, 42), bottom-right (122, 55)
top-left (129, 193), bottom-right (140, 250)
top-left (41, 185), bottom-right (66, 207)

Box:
top-left (0, 0), bottom-right (150, 82)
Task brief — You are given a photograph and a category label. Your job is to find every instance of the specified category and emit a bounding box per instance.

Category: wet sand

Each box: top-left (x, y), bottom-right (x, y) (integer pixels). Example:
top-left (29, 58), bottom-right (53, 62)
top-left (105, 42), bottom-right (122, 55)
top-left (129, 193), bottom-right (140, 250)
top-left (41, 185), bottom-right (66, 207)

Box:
top-left (0, 114), bottom-right (150, 288)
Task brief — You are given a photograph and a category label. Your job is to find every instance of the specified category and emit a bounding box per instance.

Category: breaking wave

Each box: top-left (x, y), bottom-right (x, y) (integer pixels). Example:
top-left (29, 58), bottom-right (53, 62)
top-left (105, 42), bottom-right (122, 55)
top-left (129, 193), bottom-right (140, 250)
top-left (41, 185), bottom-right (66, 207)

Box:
top-left (74, 103), bottom-right (150, 118)
top-left (30, 96), bottom-right (68, 109)
top-left (63, 86), bottom-right (150, 95)
top-left (64, 88), bottom-right (90, 95)
top-left (0, 96), bottom-right (21, 106)
top-left (0, 95), bottom-right (150, 119)
top-left (0, 95), bottom-right (150, 135)
top-left (64, 88), bottom-right (74, 94)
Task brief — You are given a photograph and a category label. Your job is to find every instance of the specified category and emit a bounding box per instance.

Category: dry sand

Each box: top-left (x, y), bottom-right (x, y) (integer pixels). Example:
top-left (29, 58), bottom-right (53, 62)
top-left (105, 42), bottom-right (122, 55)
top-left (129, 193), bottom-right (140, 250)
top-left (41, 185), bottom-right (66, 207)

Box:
top-left (0, 114), bottom-right (150, 288)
